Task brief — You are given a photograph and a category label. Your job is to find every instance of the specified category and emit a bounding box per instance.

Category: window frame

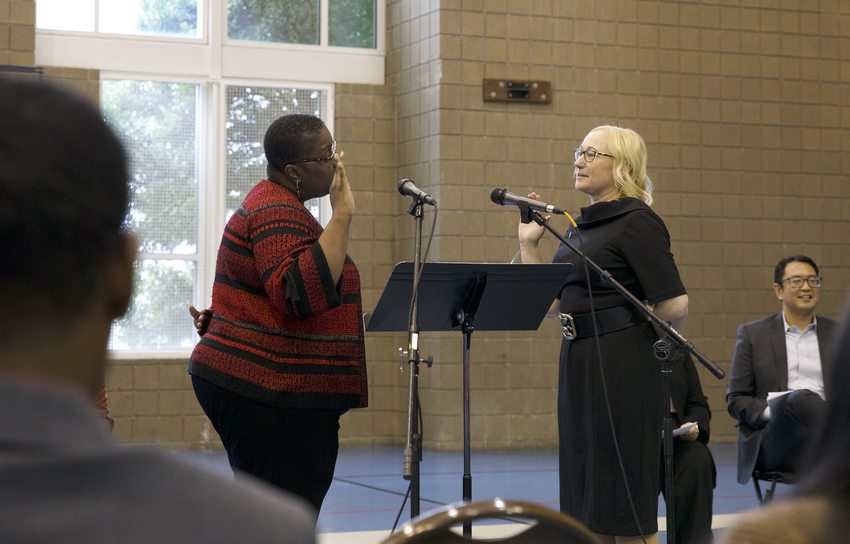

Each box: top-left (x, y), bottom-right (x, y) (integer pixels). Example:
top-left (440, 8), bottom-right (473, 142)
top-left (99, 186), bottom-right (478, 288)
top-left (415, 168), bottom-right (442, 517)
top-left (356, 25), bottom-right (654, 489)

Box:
top-left (34, 0), bottom-right (385, 85)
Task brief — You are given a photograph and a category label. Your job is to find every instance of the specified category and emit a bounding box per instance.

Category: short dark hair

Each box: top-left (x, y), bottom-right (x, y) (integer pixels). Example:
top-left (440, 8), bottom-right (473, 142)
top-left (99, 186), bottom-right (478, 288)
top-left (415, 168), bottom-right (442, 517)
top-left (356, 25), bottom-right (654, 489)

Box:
top-left (0, 78), bottom-right (129, 326)
top-left (263, 114), bottom-right (327, 176)
top-left (774, 255), bottom-right (819, 285)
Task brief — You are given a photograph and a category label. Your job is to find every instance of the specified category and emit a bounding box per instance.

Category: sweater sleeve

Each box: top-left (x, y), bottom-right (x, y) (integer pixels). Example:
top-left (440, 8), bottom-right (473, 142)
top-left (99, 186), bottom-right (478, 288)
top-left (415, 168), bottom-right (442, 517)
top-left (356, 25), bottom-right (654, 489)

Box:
top-left (619, 209), bottom-right (686, 304)
top-left (250, 203), bottom-right (342, 320)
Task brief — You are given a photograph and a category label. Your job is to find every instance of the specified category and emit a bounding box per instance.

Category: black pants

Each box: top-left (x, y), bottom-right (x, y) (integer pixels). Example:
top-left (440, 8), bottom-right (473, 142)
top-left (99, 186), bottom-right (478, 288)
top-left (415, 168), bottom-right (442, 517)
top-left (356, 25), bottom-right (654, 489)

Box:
top-left (192, 376), bottom-right (343, 514)
top-left (660, 439), bottom-right (716, 544)
top-left (758, 389), bottom-right (825, 474)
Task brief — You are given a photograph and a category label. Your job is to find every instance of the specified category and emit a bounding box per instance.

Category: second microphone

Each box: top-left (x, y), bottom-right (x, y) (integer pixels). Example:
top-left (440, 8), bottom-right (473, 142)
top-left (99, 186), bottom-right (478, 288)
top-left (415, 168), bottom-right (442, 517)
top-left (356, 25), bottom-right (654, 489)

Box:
top-left (398, 178), bottom-right (436, 206)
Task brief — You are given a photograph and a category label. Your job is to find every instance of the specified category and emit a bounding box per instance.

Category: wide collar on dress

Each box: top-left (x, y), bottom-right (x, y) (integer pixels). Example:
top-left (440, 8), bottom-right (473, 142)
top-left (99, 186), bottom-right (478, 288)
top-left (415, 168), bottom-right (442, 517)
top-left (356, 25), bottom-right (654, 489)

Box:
top-left (577, 197), bottom-right (650, 228)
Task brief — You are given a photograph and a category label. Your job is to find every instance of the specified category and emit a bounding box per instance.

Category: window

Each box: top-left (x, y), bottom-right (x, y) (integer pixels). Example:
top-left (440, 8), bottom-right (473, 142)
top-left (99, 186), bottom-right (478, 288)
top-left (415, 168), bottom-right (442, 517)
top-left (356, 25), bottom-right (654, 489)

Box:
top-left (328, 0), bottom-right (376, 48)
top-left (102, 80), bottom-right (201, 351)
top-left (36, 1), bottom-right (384, 85)
top-left (37, 0), bottom-right (378, 49)
top-left (100, 78), bottom-right (332, 353)
top-left (35, 0), bottom-right (357, 353)
top-left (227, 0), bottom-right (376, 48)
top-left (227, 0), bottom-right (319, 44)
top-left (37, 0), bottom-right (201, 38)
top-left (225, 85), bottom-right (329, 219)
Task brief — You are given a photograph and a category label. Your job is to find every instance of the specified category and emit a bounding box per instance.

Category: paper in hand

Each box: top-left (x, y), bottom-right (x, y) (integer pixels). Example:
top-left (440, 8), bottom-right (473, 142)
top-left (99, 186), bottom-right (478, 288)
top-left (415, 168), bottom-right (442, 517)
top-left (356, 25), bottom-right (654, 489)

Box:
top-left (672, 421), bottom-right (698, 438)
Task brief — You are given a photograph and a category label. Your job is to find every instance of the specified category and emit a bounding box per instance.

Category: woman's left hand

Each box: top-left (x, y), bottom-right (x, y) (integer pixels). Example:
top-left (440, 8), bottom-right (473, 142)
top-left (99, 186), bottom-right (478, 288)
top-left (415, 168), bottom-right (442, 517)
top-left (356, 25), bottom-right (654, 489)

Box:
top-left (189, 305), bottom-right (212, 336)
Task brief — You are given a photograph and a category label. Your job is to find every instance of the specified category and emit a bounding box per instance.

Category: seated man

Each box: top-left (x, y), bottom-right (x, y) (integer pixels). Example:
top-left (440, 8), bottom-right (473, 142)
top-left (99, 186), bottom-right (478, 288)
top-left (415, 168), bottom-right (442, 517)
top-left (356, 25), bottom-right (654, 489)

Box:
top-left (0, 77), bottom-right (315, 543)
top-left (726, 255), bottom-right (835, 485)
top-left (661, 350), bottom-right (716, 544)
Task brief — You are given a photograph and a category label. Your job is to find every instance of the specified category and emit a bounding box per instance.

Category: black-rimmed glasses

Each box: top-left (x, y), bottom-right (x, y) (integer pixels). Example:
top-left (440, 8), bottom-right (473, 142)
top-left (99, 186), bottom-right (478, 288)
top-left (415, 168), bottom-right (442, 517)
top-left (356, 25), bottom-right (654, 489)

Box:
top-left (573, 148), bottom-right (614, 163)
top-left (780, 275), bottom-right (823, 288)
top-left (286, 140), bottom-right (336, 166)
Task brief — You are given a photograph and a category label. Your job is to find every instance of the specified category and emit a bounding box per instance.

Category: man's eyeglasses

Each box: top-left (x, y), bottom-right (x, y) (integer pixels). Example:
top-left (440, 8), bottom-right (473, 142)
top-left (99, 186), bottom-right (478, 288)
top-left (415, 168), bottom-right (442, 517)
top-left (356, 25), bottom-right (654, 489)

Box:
top-left (780, 275), bottom-right (823, 288)
top-left (574, 148), bottom-right (615, 163)
top-left (286, 140), bottom-right (336, 166)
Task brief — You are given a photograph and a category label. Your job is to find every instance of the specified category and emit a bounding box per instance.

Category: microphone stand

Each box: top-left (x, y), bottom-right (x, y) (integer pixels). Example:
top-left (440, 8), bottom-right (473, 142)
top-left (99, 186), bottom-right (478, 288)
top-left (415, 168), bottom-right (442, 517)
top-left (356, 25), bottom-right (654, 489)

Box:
top-left (519, 203), bottom-right (724, 544)
top-left (653, 336), bottom-right (676, 544)
top-left (403, 197), bottom-right (425, 518)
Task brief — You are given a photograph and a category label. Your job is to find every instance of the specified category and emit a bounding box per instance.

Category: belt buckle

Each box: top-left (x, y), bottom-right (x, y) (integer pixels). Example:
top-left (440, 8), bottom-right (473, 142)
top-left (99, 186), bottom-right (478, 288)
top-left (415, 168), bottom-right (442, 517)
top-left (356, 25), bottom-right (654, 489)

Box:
top-left (559, 313), bottom-right (576, 340)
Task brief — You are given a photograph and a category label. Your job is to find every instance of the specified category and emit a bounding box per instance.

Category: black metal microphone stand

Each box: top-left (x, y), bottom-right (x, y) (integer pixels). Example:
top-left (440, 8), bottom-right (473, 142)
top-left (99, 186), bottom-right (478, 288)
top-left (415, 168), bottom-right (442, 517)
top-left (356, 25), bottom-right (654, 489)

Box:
top-left (519, 203), bottom-right (724, 544)
top-left (653, 336), bottom-right (677, 543)
top-left (453, 275), bottom-right (487, 537)
top-left (403, 198), bottom-right (425, 518)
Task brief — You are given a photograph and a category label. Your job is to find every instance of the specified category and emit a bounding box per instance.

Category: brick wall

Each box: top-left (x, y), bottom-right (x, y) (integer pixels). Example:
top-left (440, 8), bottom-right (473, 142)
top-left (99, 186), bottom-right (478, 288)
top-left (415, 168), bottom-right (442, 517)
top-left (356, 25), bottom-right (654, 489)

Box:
top-left (382, 0), bottom-right (850, 449)
top-left (10, 0), bottom-right (850, 450)
top-left (0, 0), bottom-right (34, 65)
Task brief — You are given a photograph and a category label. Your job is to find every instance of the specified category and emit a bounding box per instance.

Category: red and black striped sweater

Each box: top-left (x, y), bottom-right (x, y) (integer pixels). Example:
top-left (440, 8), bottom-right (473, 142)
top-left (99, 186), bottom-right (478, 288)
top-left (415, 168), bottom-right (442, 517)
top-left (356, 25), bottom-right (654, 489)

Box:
top-left (189, 180), bottom-right (368, 410)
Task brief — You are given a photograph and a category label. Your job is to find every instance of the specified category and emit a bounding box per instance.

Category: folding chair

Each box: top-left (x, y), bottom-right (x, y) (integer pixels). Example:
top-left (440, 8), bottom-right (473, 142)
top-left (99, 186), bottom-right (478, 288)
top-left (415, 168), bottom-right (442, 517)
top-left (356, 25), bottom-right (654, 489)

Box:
top-left (381, 498), bottom-right (600, 544)
top-left (752, 469), bottom-right (794, 503)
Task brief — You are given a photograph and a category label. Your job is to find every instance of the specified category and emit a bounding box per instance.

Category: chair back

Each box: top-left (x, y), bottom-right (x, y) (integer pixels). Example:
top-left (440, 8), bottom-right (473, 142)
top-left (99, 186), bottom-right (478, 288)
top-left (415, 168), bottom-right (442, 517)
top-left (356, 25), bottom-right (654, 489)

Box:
top-left (380, 499), bottom-right (600, 544)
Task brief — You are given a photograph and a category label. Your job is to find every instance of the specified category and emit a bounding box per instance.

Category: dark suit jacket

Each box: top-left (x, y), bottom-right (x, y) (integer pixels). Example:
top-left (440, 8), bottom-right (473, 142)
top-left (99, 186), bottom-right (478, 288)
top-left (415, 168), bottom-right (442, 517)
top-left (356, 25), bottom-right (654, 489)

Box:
top-left (671, 349), bottom-right (711, 445)
top-left (726, 313), bottom-right (836, 484)
top-left (666, 352), bottom-right (716, 544)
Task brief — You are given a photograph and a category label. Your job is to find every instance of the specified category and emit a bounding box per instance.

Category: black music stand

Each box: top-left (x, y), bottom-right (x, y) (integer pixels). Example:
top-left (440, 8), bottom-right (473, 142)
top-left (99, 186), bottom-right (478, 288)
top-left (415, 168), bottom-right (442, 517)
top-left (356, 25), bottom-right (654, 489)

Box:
top-left (367, 261), bottom-right (572, 533)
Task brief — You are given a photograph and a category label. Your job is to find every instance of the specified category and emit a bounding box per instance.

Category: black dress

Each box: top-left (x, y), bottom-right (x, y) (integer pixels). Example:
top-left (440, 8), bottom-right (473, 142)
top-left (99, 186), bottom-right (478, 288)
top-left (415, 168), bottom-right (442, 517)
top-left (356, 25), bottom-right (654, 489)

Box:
top-left (553, 197), bottom-right (686, 536)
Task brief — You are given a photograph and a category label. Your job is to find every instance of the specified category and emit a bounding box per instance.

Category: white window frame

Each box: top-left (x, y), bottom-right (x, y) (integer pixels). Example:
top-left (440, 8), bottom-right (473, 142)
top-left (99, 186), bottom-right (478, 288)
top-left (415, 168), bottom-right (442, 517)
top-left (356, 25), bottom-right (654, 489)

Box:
top-left (35, 0), bottom-right (386, 85)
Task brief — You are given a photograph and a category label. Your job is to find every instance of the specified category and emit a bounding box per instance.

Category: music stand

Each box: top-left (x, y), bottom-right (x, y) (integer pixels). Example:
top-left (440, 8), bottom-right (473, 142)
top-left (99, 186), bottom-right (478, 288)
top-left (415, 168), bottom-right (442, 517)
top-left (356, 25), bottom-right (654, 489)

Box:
top-left (367, 261), bottom-right (572, 533)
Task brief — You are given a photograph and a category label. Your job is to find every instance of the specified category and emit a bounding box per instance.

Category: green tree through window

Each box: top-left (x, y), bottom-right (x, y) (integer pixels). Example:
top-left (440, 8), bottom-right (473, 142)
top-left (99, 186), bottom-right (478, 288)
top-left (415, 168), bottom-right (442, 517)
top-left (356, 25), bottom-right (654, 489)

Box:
top-left (329, 0), bottom-right (375, 48)
top-left (225, 85), bottom-right (327, 216)
top-left (102, 80), bottom-right (199, 350)
top-left (137, 0), bottom-right (199, 36)
top-left (228, 0), bottom-right (319, 44)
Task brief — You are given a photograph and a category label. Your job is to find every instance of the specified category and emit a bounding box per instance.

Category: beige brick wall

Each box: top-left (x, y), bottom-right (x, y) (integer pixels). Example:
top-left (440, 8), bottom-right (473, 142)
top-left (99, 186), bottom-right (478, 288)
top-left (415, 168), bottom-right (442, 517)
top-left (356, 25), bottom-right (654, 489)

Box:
top-left (107, 359), bottom-right (210, 448)
top-left (41, 66), bottom-right (100, 101)
top-left (378, 0), bottom-right (850, 449)
top-left (336, 83), bottom-right (408, 446)
top-left (0, 0), bottom-right (35, 65)
top-left (12, 1), bottom-right (850, 452)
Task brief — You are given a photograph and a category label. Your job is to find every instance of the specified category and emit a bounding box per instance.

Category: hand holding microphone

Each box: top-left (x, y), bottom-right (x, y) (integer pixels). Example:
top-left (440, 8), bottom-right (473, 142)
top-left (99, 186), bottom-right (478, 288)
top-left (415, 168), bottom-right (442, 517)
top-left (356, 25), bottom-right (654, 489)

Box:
top-left (489, 187), bottom-right (566, 215)
top-left (490, 187), bottom-right (576, 252)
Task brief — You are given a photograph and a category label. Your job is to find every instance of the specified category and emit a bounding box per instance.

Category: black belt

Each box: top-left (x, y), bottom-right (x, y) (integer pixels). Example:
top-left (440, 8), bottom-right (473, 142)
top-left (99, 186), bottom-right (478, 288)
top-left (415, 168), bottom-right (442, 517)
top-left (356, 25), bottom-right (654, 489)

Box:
top-left (559, 305), bottom-right (646, 340)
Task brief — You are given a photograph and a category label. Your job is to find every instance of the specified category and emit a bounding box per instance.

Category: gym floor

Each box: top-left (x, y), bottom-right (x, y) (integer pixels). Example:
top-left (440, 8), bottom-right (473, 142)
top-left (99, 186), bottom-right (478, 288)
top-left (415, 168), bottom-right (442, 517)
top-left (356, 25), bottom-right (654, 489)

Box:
top-left (181, 441), bottom-right (791, 543)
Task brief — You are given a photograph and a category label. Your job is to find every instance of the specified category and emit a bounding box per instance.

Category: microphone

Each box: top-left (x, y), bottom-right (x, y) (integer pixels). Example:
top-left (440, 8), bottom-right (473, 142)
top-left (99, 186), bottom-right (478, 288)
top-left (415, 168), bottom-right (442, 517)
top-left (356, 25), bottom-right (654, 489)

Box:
top-left (490, 187), bottom-right (566, 215)
top-left (397, 178), bottom-right (436, 206)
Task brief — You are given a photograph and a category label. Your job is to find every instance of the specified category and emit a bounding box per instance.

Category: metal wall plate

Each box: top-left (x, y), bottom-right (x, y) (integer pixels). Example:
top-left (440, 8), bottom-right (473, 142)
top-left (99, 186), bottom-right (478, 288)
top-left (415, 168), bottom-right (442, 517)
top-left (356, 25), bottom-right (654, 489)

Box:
top-left (482, 79), bottom-right (551, 104)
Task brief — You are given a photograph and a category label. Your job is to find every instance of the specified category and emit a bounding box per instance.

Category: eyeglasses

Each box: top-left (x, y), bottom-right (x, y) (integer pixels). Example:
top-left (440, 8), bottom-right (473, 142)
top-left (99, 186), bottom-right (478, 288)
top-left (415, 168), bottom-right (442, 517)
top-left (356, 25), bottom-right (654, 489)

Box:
top-left (574, 148), bottom-right (615, 163)
top-left (286, 140), bottom-right (336, 166)
top-left (780, 275), bottom-right (823, 288)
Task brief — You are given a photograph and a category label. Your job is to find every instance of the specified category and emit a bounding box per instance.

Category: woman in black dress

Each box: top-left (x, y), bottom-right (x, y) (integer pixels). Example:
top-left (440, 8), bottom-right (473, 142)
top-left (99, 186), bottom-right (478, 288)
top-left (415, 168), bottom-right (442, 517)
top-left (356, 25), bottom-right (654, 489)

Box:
top-left (517, 125), bottom-right (688, 544)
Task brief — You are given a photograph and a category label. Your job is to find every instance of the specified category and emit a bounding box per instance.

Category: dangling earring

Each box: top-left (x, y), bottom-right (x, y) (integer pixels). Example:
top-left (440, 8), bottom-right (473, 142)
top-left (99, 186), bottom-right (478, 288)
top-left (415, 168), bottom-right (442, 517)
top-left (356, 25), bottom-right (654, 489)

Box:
top-left (295, 180), bottom-right (302, 200)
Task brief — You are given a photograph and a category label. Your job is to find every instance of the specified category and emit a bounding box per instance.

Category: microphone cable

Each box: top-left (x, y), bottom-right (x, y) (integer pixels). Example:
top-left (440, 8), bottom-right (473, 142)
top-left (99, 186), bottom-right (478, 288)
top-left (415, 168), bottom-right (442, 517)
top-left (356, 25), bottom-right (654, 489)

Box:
top-left (390, 388), bottom-right (424, 535)
top-left (510, 203), bottom-right (645, 541)
top-left (406, 202), bottom-right (438, 330)
top-left (396, 200), bottom-right (438, 529)
top-left (570, 224), bottom-right (649, 544)
top-left (508, 195), bottom-right (646, 541)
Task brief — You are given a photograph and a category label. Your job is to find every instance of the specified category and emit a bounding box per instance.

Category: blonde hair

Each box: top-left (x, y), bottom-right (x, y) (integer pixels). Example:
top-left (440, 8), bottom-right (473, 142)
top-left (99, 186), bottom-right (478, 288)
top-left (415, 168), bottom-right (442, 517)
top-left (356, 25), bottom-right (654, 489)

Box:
top-left (589, 125), bottom-right (654, 205)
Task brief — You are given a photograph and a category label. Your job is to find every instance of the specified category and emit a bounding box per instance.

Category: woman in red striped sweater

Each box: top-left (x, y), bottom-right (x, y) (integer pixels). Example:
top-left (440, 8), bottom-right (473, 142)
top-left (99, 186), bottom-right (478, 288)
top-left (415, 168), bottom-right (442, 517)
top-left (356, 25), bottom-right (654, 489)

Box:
top-left (189, 114), bottom-right (367, 515)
